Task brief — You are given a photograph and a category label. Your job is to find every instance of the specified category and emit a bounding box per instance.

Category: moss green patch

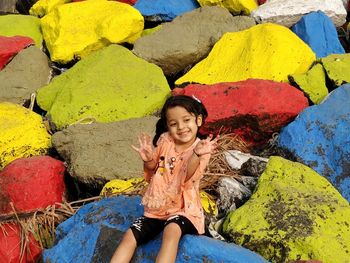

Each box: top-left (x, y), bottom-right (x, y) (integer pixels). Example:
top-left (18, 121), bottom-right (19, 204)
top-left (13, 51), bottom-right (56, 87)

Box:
top-left (223, 156), bottom-right (350, 263)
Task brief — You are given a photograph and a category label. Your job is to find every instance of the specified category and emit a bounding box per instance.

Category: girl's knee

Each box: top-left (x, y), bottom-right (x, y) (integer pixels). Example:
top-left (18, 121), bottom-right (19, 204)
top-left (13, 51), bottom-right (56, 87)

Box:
top-left (163, 223), bottom-right (182, 239)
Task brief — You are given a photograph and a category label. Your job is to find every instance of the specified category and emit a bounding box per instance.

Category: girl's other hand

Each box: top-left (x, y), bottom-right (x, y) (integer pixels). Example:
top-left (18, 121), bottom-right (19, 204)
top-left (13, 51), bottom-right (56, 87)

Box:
top-left (131, 133), bottom-right (154, 162)
top-left (194, 134), bottom-right (219, 157)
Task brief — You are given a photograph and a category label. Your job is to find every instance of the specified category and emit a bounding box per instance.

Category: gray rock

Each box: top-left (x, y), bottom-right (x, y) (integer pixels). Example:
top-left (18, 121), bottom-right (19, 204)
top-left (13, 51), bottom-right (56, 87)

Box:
top-left (251, 0), bottom-right (347, 28)
top-left (133, 6), bottom-right (255, 76)
top-left (0, 46), bottom-right (51, 105)
top-left (52, 116), bottom-right (158, 188)
top-left (0, 0), bottom-right (18, 13)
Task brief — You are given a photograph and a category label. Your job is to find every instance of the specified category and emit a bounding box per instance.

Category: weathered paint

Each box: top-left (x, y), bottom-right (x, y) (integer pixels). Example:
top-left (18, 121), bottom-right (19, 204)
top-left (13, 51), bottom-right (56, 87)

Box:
top-left (223, 156), bottom-right (350, 263)
top-left (0, 102), bottom-right (51, 168)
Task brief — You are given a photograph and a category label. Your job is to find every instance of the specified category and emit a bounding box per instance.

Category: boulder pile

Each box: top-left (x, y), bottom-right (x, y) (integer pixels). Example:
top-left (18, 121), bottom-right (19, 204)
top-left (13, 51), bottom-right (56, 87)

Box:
top-left (0, 0), bottom-right (349, 262)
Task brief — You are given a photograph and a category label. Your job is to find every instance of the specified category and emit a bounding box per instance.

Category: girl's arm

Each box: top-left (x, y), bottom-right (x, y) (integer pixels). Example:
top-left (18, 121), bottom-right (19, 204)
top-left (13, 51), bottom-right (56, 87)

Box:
top-left (185, 134), bottom-right (219, 182)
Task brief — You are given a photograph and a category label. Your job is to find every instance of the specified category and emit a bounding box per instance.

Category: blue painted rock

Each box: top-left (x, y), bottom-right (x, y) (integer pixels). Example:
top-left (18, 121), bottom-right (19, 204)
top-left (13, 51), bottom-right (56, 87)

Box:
top-left (43, 195), bottom-right (269, 263)
top-left (292, 11), bottom-right (345, 58)
top-left (277, 83), bottom-right (350, 202)
top-left (134, 0), bottom-right (199, 21)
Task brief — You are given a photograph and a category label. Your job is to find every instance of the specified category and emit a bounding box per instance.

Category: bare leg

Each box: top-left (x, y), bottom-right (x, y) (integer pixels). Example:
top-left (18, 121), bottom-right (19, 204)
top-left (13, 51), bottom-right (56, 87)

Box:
top-left (156, 223), bottom-right (182, 263)
top-left (110, 229), bottom-right (137, 263)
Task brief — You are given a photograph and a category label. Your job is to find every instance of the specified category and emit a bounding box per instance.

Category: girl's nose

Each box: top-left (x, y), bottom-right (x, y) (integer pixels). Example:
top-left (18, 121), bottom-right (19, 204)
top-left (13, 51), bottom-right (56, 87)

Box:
top-left (177, 122), bottom-right (184, 129)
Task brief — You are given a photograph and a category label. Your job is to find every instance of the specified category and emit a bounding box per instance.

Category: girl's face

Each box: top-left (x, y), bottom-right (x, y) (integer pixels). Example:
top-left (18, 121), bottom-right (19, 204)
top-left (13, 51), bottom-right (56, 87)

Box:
top-left (166, 106), bottom-right (202, 148)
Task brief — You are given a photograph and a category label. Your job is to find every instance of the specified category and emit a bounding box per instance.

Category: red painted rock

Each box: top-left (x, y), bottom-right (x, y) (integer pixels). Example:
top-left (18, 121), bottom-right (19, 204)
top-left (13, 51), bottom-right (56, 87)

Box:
top-left (173, 79), bottom-right (308, 146)
top-left (0, 223), bottom-right (42, 263)
top-left (0, 156), bottom-right (66, 215)
top-left (0, 36), bottom-right (34, 70)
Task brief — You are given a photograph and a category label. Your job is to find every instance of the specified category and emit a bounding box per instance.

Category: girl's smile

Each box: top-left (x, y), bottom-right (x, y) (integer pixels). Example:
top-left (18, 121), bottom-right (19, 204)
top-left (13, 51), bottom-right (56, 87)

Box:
top-left (166, 106), bottom-right (202, 150)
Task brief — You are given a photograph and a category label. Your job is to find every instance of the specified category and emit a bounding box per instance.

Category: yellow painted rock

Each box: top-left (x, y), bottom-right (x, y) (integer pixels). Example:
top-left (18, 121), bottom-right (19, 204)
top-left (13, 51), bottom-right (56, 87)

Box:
top-left (176, 23), bottom-right (316, 85)
top-left (200, 191), bottom-right (218, 216)
top-left (41, 0), bottom-right (144, 63)
top-left (0, 102), bottom-right (51, 169)
top-left (29, 0), bottom-right (70, 17)
top-left (223, 156), bottom-right (350, 263)
top-left (100, 178), bottom-right (144, 196)
top-left (289, 63), bottom-right (328, 104)
top-left (197, 0), bottom-right (258, 15)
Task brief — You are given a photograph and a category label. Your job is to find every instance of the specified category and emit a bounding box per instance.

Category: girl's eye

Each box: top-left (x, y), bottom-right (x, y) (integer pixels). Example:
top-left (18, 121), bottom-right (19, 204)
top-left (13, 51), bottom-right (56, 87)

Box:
top-left (184, 119), bottom-right (190, 122)
top-left (169, 123), bottom-right (176, 127)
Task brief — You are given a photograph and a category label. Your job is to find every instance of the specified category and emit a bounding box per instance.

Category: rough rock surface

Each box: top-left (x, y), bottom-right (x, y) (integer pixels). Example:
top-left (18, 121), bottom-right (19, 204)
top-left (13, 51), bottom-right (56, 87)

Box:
top-left (0, 14), bottom-right (42, 47)
top-left (320, 53), bottom-right (350, 86)
top-left (223, 156), bottom-right (350, 263)
top-left (0, 156), bottom-right (66, 215)
top-left (133, 6), bottom-right (255, 76)
top-left (36, 45), bottom-right (170, 130)
top-left (291, 11), bottom-right (345, 58)
top-left (173, 79), bottom-right (308, 146)
top-left (43, 195), bottom-right (269, 263)
top-left (0, 35), bottom-right (33, 70)
top-left (52, 117), bottom-right (158, 187)
top-left (40, 0), bottom-right (144, 63)
top-left (0, 0), bottom-right (18, 13)
top-left (0, 223), bottom-right (42, 263)
top-left (251, 0), bottom-right (347, 28)
top-left (277, 84), bottom-right (350, 202)
top-left (289, 63), bottom-right (328, 104)
top-left (175, 23), bottom-right (315, 85)
top-left (197, 0), bottom-right (258, 15)
top-left (0, 102), bottom-right (51, 169)
top-left (0, 46), bottom-right (51, 104)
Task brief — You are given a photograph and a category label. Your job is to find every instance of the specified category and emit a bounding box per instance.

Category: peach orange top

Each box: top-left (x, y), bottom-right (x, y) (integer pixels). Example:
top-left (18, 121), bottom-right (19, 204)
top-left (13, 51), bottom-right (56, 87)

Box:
top-left (142, 132), bottom-right (210, 234)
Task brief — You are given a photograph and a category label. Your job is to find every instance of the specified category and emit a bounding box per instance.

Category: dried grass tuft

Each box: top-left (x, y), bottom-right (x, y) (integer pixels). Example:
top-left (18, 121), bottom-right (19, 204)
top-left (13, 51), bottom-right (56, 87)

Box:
top-left (201, 133), bottom-right (249, 196)
top-left (0, 197), bottom-right (101, 260)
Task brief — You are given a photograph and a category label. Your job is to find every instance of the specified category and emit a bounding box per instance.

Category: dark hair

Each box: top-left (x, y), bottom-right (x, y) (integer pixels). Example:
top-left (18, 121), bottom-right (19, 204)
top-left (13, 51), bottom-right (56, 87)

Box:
top-left (153, 95), bottom-right (208, 146)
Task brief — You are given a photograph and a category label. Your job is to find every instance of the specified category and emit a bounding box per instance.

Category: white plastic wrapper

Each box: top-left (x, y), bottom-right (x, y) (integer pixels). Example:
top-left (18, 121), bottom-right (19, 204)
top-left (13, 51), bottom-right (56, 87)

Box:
top-left (224, 150), bottom-right (268, 170)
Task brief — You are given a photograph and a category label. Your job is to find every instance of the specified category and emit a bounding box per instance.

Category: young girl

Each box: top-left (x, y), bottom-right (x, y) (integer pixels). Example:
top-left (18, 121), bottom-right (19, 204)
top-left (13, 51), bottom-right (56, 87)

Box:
top-left (110, 95), bottom-right (219, 263)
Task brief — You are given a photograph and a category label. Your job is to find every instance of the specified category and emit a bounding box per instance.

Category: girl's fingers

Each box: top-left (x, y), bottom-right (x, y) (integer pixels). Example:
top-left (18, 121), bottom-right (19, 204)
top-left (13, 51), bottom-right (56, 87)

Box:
top-left (138, 134), bottom-right (144, 147)
top-left (131, 145), bottom-right (140, 152)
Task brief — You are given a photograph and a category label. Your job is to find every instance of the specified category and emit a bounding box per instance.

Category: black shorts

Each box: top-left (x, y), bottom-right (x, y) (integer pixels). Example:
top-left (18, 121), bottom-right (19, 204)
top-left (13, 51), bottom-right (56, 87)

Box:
top-left (130, 215), bottom-right (198, 246)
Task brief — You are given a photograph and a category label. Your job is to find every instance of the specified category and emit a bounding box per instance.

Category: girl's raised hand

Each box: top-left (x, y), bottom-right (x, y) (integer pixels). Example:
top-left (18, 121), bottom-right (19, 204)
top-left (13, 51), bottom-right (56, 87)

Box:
top-left (194, 134), bottom-right (219, 157)
top-left (131, 133), bottom-right (154, 162)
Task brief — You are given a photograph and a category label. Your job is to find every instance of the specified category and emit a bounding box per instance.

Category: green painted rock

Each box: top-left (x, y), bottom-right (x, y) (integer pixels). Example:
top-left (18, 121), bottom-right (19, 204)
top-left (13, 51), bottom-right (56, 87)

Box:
top-left (321, 53), bottom-right (350, 86)
top-left (223, 156), bottom-right (350, 263)
top-left (0, 14), bottom-right (42, 47)
top-left (289, 63), bottom-right (328, 104)
top-left (36, 44), bottom-right (170, 130)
